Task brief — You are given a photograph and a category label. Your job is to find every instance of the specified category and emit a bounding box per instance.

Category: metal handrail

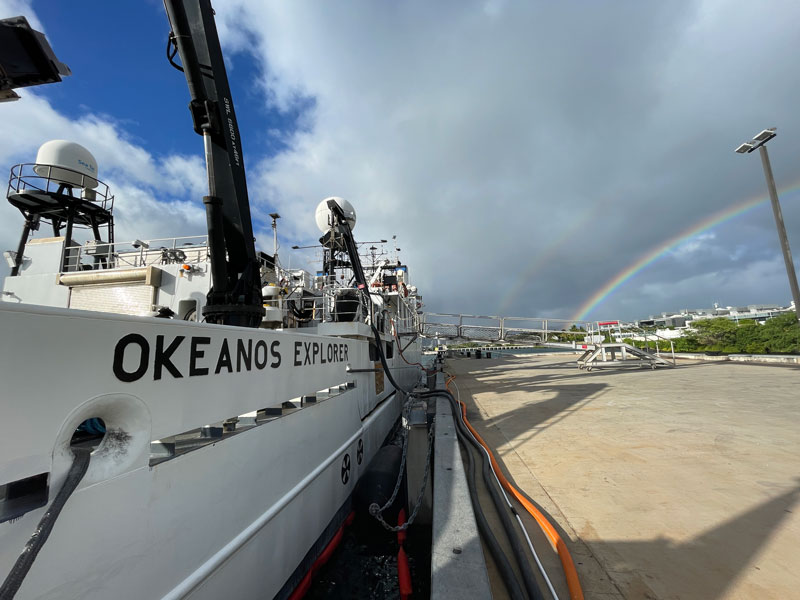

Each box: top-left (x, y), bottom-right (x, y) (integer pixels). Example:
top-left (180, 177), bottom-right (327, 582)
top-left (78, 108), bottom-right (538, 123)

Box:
top-left (61, 236), bottom-right (210, 272)
top-left (608, 324), bottom-right (676, 366)
top-left (8, 163), bottom-right (114, 212)
top-left (419, 313), bottom-right (676, 365)
top-left (420, 312), bottom-right (597, 342)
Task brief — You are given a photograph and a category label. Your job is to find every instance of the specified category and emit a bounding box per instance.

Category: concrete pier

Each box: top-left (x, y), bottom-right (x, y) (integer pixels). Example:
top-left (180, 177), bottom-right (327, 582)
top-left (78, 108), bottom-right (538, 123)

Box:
top-left (447, 354), bottom-right (800, 600)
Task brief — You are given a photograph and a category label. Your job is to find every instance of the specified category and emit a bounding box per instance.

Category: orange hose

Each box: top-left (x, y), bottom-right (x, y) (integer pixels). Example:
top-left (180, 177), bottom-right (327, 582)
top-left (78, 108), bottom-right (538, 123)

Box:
top-left (446, 376), bottom-right (585, 600)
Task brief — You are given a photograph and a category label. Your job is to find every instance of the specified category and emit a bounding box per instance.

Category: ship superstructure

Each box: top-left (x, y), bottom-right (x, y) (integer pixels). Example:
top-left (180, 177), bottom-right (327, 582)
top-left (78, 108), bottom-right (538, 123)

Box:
top-left (0, 2), bottom-right (422, 599)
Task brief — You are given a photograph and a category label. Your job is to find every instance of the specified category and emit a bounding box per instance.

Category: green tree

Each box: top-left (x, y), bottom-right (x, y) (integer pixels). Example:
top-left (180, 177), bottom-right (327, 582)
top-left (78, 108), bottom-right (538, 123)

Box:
top-left (692, 318), bottom-right (738, 352)
top-left (673, 335), bottom-right (700, 353)
top-left (680, 314), bottom-right (799, 354)
top-left (734, 320), bottom-right (766, 354)
top-left (759, 312), bottom-right (800, 354)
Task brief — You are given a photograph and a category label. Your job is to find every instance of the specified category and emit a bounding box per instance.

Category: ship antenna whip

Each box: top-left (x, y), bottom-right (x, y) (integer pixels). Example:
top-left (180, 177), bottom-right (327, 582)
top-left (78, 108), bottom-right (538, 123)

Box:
top-left (0, 449), bottom-right (91, 600)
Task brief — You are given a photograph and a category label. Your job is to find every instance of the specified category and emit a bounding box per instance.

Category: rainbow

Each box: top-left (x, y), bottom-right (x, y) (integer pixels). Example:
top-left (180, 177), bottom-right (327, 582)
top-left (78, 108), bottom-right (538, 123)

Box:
top-left (497, 206), bottom-right (598, 314)
top-left (571, 183), bottom-right (800, 322)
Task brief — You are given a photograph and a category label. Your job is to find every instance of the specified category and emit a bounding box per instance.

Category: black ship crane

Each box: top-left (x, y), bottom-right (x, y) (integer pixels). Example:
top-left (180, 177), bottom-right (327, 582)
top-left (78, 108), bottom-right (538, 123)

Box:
top-left (164, 0), bottom-right (264, 327)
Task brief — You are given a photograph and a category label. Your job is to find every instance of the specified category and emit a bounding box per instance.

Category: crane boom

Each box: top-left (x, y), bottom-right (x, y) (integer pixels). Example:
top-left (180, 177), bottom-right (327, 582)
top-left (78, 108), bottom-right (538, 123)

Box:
top-left (163, 0), bottom-right (263, 327)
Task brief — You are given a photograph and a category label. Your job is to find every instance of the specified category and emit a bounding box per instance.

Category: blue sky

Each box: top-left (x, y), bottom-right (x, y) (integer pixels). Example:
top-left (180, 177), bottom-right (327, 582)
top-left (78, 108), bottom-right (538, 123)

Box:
top-left (2, 0), bottom-right (800, 321)
top-left (28, 0), bottom-right (306, 183)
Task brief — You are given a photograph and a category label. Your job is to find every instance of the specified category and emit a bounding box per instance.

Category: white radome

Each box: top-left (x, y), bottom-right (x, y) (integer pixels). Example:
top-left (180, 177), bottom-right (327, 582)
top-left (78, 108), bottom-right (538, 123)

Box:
top-left (315, 196), bottom-right (356, 233)
top-left (33, 140), bottom-right (99, 189)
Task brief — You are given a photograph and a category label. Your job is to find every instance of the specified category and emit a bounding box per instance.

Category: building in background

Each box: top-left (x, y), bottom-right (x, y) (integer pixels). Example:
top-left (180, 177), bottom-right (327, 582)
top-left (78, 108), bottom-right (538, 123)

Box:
top-left (637, 302), bottom-right (795, 332)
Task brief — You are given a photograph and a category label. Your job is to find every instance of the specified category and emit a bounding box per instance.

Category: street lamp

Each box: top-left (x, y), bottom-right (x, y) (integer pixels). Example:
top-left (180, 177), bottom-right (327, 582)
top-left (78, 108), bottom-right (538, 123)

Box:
top-left (735, 128), bottom-right (800, 321)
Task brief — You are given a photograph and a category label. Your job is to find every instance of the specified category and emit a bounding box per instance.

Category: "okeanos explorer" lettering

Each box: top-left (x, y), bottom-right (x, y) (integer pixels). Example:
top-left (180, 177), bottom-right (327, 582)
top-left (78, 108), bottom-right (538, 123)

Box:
top-left (112, 334), bottom-right (349, 382)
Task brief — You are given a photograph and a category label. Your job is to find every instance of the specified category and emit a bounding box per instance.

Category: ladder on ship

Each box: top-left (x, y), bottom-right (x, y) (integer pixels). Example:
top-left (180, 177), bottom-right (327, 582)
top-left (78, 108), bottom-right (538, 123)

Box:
top-left (577, 342), bottom-right (675, 371)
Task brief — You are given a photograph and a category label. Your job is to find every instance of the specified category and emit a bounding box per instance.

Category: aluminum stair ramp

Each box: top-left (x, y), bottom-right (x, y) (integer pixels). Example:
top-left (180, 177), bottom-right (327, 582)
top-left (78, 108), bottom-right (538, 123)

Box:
top-left (577, 342), bottom-right (675, 371)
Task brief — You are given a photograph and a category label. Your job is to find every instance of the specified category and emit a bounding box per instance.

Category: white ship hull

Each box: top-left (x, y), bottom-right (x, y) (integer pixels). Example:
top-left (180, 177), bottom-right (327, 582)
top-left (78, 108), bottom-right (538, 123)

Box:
top-left (0, 303), bottom-right (420, 599)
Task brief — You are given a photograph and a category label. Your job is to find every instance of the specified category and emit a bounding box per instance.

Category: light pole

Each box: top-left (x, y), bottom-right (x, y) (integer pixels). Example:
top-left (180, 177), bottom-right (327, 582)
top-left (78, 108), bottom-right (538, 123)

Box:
top-left (735, 128), bottom-right (800, 321)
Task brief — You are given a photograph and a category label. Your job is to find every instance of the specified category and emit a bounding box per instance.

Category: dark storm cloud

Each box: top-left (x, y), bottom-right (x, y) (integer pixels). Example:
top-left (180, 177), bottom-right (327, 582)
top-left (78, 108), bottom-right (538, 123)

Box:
top-left (216, 0), bottom-right (800, 320)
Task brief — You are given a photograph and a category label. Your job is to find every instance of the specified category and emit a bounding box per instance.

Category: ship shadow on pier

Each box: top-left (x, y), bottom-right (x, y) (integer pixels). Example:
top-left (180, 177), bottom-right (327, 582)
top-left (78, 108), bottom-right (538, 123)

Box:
top-left (454, 356), bottom-right (800, 600)
top-left (581, 482), bottom-right (800, 599)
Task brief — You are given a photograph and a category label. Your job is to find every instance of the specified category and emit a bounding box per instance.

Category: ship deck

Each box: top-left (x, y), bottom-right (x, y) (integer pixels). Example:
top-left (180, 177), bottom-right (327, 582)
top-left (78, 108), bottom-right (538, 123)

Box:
top-left (446, 353), bottom-right (800, 600)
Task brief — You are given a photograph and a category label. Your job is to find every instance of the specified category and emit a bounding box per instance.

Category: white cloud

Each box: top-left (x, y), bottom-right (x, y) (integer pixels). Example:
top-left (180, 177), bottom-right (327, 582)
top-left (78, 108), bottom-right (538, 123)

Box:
top-left (0, 0), bottom-right (43, 31)
top-left (669, 233), bottom-right (717, 258)
top-left (0, 90), bottom-right (207, 276)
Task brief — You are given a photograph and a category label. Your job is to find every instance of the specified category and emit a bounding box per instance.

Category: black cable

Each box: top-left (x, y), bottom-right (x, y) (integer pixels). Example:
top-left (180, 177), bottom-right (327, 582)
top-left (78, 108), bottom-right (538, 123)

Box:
top-left (471, 411), bottom-right (544, 599)
top-left (422, 389), bottom-right (545, 600)
top-left (166, 32), bottom-right (216, 76)
top-left (324, 200), bottom-right (537, 596)
top-left (370, 323), bottom-right (413, 394)
top-left (0, 448), bottom-right (91, 600)
top-left (325, 195), bottom-right (537, 596)
top-left (430, 390), bottom-right (526, 599)
top-left (463, 423), bottom-right (526, 599)
top-left (166, 33), bottom-right (184, 72)
top-left (322, 204), bottom-right (530, 596)
top-left (323, 202), bottom-right (415, 395)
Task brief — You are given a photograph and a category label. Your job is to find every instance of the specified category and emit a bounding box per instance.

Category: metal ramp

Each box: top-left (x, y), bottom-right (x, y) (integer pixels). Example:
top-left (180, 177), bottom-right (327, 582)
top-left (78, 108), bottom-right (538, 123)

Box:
top-left (577, 342), bottom-right (675, 371)
top-left (421, 313), bottom-right (679, 373)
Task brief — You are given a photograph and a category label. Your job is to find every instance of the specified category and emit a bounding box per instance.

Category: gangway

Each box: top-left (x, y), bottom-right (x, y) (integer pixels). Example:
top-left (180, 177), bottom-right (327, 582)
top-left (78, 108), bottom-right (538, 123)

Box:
top-left (420, 312), bottom-right (596, 342)
top-left (576, 342), bottom-right (675, 371)
top-left (421, 313), bottom-right (677, 371)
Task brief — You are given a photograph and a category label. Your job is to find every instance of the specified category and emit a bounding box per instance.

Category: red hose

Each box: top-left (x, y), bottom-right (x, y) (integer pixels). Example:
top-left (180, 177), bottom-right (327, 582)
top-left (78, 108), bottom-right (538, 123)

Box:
top-left (288, 512), bottom-right (355, 600)
top-left (396, 508), bottom-right (413, 599)
top-left (397, 547), bottom-right (412, 599)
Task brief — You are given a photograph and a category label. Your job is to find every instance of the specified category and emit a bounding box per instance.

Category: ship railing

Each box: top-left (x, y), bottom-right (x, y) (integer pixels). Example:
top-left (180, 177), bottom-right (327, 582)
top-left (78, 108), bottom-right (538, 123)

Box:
top-left (319, 285), bottom-right (367, 323)
top-left (387, 293), bottom-right (419, 333)
top-left (280, 292), bottom-right (325, 326)
top-left (61, 236), bottom-right (210, 272)
top-left (309, 286), bottom-right (419, 331)
top-left (8, 162), bottom-right (115, 212)
top-left (419, 312), bottom-right (596, 343)
top-left (377, 290), bottom-right (423, 336)
top-left (266, 283), bottom-right (422, 330)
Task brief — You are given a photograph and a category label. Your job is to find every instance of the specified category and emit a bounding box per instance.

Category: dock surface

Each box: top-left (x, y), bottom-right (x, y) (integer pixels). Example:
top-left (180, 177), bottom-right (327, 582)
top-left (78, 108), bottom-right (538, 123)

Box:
top-left (447, 354), bottom-right (800, 600)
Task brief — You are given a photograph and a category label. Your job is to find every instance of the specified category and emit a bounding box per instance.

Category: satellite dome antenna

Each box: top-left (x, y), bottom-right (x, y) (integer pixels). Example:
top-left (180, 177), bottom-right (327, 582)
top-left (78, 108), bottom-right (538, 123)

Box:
top-left (315, 196), bottom-right (356, 233)
top-left (314, 197), bottom-right (358, 286)
top-left (6, 140), bottom-right (115, 275)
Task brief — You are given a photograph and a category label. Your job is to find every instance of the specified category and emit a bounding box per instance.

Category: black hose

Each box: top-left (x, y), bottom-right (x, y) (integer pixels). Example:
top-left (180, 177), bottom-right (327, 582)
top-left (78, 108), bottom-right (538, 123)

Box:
top-left (328, 201), bottom-right (537, 596)
top-left (422, 389), bottom-right (545, 600)
top-left (370, 323), bottom-right (413, 394)
top-left (470, 410), bottom-right (544, 600)
top-left (0, 448), bottom-right (91, 600)
top-left (451, 402), bottom-right (526, 600)
top-left (324, 202), bottom-right (413, 396)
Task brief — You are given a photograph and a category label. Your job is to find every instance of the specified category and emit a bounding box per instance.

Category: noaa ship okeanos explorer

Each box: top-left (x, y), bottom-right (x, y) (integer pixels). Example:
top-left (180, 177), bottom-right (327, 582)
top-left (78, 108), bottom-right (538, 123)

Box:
top-left (0, 3), bottom-right (422, 599)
